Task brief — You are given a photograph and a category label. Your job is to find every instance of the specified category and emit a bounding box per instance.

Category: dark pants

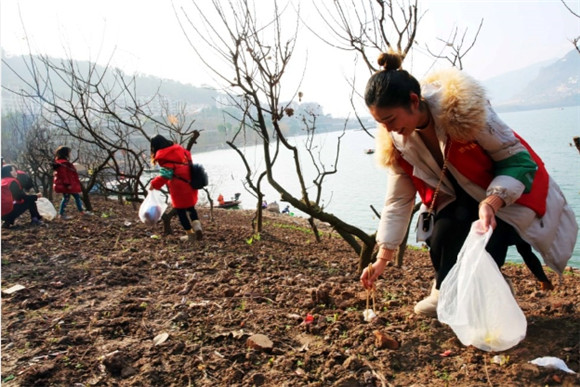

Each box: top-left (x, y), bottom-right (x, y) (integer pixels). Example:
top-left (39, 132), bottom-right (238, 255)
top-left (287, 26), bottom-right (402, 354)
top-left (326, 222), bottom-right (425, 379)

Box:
top-left (2, 196), bottom-right (41, 226)
top-left (176, 207), bottom-right (199, 231)
top-left (513, 237), bottom-right (551, 284)
top-left (59, 193), bottom-right (84, 214)
top-left (427, 186), bottom-right (524, 289)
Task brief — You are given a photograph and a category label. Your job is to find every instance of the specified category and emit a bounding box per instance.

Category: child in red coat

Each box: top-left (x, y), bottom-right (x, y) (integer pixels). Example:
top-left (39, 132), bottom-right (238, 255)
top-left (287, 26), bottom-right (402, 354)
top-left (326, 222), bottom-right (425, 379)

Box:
top-left (53, 146), bottom-right (89, 219)
top-left (149, 135), bottom-right (203, 241)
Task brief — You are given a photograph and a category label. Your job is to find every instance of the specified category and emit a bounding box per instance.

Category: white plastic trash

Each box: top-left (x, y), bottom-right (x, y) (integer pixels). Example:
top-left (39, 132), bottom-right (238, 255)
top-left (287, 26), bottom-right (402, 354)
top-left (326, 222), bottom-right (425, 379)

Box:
top-left (36, 197), bottom-right (57, 221)
top-left (529, 356), bottom-right (577, 374)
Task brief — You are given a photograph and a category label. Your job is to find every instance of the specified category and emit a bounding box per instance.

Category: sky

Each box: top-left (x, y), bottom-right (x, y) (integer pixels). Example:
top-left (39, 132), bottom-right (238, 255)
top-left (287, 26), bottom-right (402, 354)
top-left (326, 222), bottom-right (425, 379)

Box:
top-left (1, 0), bottom-right (579, 118)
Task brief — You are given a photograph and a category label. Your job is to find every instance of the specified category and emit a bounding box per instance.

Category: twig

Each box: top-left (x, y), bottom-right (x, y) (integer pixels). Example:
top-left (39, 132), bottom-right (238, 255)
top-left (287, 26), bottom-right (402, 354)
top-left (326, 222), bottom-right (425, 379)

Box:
top-left (362, 359), bottom-right (387, 387)
top-left (483, 354), bottom-right (493, 386)
top-left (366, 263), bottom-right (376, 312)
top-left (113, 233), bottom-right (121, 249)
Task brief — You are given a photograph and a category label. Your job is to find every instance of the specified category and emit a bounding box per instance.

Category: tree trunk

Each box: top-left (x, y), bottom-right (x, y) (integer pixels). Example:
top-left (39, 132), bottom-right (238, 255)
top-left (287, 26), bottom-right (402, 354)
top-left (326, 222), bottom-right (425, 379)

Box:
top-left (308, 217), bottom-right (321, 242)
top-left (357, 241), bottom-right (376, 274)
top-left (81, 188), bottom-right (93, 211)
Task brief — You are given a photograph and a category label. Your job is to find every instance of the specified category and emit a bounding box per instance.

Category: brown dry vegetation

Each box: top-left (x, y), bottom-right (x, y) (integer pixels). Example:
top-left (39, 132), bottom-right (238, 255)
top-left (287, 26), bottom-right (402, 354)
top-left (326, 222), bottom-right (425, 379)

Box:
top-left (1, 196), bottom-right (579, 386)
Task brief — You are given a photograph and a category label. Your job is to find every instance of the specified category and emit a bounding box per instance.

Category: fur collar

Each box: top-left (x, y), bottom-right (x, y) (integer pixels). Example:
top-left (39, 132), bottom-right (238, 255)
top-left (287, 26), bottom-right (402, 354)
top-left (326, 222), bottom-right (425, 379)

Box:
top-left (375, 67), bottom-right (488, 167)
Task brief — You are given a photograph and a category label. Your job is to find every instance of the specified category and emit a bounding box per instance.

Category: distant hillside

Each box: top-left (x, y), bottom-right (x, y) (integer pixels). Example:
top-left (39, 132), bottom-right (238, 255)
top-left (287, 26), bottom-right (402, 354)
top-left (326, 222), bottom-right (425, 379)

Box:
top-left (1, 52), bottom-right (353, 153)
top-left (483, 50), bottom-right (580, 112)
top-left (481, 59), bottom-right (555, 105)
top-left (1, 53), bottom-right (221, 109)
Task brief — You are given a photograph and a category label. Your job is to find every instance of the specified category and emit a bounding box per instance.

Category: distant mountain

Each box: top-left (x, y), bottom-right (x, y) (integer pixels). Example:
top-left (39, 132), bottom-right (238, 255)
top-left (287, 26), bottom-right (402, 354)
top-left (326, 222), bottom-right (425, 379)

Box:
top-left (483, 50), bottom-right (580, 112)
top-left (1, 53), bottom-right (221, 111)
top-left (481, 59), bottom-right (555, 105)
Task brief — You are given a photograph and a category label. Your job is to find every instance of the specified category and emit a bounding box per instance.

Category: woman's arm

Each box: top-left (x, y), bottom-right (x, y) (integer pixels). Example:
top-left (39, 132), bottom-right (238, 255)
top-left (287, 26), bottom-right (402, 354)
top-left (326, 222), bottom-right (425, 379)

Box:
top-left (476, 107), bottom-right (538, 206)
top-left (9, 181), bottom-right (26, 201)
top-left (376, 164), bottom-right (417, 250)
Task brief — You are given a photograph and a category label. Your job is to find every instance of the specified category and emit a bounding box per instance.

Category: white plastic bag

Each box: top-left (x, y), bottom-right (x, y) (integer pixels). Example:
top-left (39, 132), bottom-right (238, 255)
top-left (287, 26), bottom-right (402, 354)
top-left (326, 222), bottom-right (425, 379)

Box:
top-left (36, 197), bottom-right (57, 221)
top-left (437, 221), bottom-right (527, 352)
top-left (139, 189), bottom-right (168, 226)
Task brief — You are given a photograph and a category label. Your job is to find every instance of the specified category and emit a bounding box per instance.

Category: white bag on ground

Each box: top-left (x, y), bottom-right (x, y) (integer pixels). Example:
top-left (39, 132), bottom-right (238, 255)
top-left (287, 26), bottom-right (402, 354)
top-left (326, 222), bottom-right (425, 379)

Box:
top-left (36, 197), bottom-right (57, 221)
top-left (437, 221), bottom-right (527, 352)
top-left (139, 189), bottom-right (168, 226)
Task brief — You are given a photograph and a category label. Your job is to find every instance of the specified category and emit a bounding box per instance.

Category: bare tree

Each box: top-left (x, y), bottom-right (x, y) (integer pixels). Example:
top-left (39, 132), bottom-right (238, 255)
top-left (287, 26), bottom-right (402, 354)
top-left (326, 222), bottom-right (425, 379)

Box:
top-left (425, 19), bottom-right (484, 70)
top-left (176, 0), bottom-right (380, 270)
top-left (2, 51), bottom-right (199, 216)
top-left (1, 105), bottom-right (58, 198)
top-left (561, 0), bottom-right (580, 54)
top-left (310, 0), bottom-right (486, 267)
top-left (309, 0), bottom-right (420, 72)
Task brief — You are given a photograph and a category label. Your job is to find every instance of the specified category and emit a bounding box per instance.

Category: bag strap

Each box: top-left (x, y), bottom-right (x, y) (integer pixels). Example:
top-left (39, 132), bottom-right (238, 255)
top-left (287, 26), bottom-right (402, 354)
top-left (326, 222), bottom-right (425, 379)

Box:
top-left (427, 142), bottom-right (452, 216)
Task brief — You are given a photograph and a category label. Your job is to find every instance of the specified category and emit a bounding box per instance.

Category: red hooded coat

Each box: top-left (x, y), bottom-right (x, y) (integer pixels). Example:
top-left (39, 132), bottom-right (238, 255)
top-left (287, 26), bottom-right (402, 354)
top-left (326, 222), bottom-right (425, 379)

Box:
top-left (150, 144), bottom-right (198, 209)
top-left (53, 159), bottom-right (82, 194)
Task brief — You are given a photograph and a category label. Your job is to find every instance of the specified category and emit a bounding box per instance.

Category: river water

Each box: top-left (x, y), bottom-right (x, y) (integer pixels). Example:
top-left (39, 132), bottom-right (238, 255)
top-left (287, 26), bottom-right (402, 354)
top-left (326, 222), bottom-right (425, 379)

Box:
top-left (192, 105), bottom-right (580, 268)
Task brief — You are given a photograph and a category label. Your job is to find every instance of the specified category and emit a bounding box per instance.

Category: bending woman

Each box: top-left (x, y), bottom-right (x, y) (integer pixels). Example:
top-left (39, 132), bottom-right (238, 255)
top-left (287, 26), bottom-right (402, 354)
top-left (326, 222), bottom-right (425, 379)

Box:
top-left (360, 52), bottom-right (577, 316)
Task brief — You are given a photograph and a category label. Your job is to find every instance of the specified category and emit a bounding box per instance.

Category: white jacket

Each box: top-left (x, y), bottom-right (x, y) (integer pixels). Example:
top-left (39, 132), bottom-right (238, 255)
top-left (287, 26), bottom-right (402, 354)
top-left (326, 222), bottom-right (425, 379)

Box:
top-left (374, 68), bottom-right (577, 275)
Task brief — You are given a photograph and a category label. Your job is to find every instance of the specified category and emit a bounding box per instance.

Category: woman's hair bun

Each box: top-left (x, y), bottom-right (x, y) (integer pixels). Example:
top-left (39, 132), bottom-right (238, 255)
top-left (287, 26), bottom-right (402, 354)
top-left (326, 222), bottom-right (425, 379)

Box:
top-left (377, 51), bottom-right (403, 71)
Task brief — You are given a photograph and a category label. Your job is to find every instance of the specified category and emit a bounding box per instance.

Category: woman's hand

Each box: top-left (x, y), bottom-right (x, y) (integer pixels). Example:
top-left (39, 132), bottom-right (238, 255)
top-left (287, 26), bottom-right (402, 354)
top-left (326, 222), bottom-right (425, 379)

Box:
top-left (478, 195), bottom-right (504, 232)
top-left (360, 259), bottom-right (387, 290)
top-left (360, 247), bottom-right (394, 290)
top-left (478, 202), bottom-right (496, 232)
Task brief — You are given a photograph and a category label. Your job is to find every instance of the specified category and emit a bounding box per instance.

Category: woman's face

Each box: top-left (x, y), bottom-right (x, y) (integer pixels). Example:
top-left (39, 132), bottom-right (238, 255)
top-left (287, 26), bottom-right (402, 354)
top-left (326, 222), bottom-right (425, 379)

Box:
top-left (10, 167), bottom-right (17, 178)
top-left (368, 93), bottom-right (422, 137)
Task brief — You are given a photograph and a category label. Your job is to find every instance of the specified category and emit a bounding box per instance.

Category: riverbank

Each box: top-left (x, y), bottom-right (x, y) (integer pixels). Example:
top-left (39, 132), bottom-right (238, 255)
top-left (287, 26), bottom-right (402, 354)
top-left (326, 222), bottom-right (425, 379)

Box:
top-left (1, 197), bottom-right (578, 386)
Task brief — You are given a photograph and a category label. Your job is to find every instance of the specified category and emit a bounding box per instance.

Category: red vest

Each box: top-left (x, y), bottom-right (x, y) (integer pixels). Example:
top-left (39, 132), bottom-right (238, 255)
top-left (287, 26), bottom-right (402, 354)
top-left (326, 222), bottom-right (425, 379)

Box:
top-left (396, 133), bottom-right (548, 216)
top-left (1, 177), bottom-right (23, 216)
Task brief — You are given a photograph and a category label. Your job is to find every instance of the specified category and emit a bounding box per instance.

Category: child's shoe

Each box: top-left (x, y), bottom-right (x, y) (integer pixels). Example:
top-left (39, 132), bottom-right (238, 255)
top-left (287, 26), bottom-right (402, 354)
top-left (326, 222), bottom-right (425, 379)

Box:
top-left (81, 211), bottom-right (93, 216)
top-left (180, 229), bottom-right (195, 242)
top-left (31, 217), bottom-right (44, 226)
top-left (192, 220), bottom-right (203, 241)
top-left (59, 214), bottom-right (72, 220)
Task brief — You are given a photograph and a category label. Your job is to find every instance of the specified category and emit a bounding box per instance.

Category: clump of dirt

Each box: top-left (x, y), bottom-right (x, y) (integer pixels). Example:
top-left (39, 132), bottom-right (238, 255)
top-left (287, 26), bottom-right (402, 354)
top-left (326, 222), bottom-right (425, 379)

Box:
top-left (1, 196), bottom-right (579, 386)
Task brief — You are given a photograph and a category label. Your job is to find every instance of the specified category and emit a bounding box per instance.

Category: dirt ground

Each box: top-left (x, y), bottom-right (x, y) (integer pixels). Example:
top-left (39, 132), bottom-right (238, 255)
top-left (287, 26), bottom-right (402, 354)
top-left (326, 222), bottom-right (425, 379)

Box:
top-left (1, 196), bottom-right (579, 386)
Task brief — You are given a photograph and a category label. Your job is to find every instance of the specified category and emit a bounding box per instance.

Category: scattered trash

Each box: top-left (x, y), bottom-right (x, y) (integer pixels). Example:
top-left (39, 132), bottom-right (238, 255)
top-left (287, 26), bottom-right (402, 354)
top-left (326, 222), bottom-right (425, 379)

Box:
top-left (492, 355), bottom-right (510, 365)
top-left (123, 221), bottom-right (132, 227)
top-left (2, 284), bottom-right (26, 295)
top-left (152, 332), bottom-right (169, 346)
top-left (439, 349), bottom-right (453, 357)
top-left (302, 313), bottom-right (314, 325)
top-left (529, 356), bottom-right (576, 374)
top-left (364, 262), bottom-right (378, 322)
top-left (36, 197), bottom-right (57, 220)
top-left (150, 235), bottom-right (160, 239)
top-left (363, 309), bottom-right (377, 322)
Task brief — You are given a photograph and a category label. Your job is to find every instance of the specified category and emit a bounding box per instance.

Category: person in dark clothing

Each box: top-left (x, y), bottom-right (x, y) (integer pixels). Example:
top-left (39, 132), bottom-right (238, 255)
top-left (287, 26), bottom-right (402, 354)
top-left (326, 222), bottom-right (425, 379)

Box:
top-left (1, 164), bottom-right (43, 228)
top-left (510, 235), bottom-right (554, 290)
top-left (16, 170), bottom-right (35, 192)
